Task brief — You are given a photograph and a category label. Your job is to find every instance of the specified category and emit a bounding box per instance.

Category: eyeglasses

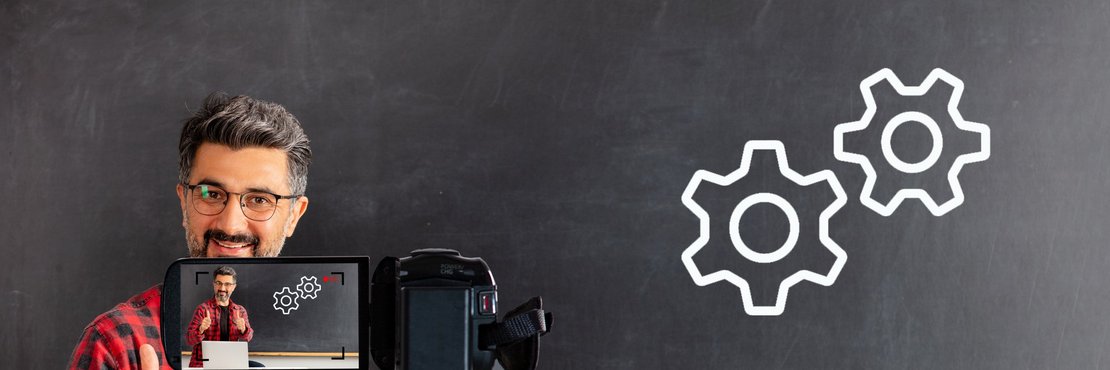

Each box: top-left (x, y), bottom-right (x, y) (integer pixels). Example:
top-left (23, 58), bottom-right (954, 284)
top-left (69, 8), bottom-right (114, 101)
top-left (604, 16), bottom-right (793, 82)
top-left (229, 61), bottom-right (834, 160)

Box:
top-left (183, 183), bottom-right (301, 222)
top-left (213, 281), bottom-right (237, 288)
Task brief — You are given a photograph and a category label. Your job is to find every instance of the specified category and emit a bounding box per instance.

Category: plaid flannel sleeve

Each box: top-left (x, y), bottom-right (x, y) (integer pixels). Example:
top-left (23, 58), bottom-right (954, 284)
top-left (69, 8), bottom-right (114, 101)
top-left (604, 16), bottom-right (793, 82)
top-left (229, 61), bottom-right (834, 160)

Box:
top-left (69, 325), bottom-right (118, 370)
top-left (233, 305), bottom-right (254, 341)
top-left (68, 285), bottom-right (168, 370)
top-left (185, 304), bottom-right (209, 347)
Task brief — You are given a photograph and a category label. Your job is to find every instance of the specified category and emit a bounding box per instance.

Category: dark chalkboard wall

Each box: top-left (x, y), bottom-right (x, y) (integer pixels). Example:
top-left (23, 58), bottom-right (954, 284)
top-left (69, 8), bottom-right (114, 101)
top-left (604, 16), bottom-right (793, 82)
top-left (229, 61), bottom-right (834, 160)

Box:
top-left (3, 1), bottom-right (1110, 369)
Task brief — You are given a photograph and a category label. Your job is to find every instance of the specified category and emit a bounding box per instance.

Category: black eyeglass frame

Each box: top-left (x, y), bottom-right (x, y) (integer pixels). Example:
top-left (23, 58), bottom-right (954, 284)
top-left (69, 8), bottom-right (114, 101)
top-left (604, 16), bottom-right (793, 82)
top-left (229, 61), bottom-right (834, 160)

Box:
top-left (182, 183), bottom-right (302, 221)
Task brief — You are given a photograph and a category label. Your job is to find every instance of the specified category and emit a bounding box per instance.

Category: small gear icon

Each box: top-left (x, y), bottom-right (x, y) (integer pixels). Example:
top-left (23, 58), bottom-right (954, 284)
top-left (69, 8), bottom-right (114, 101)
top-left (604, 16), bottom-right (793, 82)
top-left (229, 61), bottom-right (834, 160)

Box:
top-left (273, 287), bottom-right (300, 315)
top-left (296, 276), bottom-right (322, 300)
top-left (833, 68), bottom-right (991, 216)
top-left (681, 140), bottom-right (848, 316)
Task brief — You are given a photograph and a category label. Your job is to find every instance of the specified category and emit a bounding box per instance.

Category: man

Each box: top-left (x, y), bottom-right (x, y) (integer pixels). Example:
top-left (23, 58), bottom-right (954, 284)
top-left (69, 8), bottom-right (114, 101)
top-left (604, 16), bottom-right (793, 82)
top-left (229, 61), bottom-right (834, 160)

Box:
top-left (185, 266), bottom-right (253, 368)
top-left (69, 93), bottom-right (311, 369)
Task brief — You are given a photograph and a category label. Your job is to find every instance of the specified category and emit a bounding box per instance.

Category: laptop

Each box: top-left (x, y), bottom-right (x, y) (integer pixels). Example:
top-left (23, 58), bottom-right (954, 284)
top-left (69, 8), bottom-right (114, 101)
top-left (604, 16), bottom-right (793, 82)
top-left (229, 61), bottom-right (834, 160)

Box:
top-left (200, 341), bottom-right (248, 369)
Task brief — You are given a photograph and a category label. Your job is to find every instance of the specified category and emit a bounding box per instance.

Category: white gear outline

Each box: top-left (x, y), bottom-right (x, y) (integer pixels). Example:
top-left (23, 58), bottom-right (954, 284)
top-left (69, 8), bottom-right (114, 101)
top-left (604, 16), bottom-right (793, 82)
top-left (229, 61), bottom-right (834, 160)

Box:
top-left (296, 276), bottom-right (322, 300)
top-left (681, 140), bottom-right (848, 316)
top-left (273, 287), bottom-right (300, 315)
top-left (833, 68), bottom-right (991, 216)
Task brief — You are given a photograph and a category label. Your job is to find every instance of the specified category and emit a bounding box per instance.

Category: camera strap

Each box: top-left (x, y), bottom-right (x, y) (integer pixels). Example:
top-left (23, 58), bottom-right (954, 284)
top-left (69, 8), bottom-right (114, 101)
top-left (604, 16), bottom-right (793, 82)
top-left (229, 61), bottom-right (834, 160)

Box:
top-left (481, 296), bottom-right (553, 370)
top-left (482, 308), bottom-right (548, 346)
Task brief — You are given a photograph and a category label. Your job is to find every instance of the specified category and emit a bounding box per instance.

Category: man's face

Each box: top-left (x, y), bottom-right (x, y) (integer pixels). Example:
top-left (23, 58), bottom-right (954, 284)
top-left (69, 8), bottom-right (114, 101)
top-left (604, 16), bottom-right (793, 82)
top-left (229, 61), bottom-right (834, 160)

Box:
top-left (213, 274), bottom-right (236, 303)
top-left (177, 143), bottom-right (309, 257)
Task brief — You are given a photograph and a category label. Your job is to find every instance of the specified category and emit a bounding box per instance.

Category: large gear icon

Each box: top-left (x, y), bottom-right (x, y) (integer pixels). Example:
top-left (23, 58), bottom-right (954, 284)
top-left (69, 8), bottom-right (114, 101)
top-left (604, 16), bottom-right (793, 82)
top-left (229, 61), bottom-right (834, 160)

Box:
top-left (296, 276), bottom-right (322, 300)
top-left (833, 68), bottom-right (991, 216)
top-left (273, 287), bottom-right (300, 315)
top-left (681, 140), bottom-right (848, 316)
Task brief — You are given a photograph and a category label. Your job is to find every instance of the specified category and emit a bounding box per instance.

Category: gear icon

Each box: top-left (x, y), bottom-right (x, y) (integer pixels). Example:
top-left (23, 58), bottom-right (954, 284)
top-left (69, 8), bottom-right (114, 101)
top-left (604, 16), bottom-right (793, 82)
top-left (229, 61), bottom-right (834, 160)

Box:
top-left (833, 68), bottom-right (991, 216)
top-left (681, 140), bottom-right (848, 316)
top-left (273, 287), bottom-right (300, 315)
top-left (296, 276), bottom-right (322, 300)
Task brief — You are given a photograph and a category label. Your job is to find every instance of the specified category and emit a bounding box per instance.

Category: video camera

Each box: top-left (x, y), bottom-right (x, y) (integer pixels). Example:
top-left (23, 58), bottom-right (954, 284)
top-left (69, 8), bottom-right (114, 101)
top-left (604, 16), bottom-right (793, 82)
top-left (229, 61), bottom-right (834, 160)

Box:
top-left (371, 249), bottom-right (552, 370)
top-left (162, 250), bottom-right (551, 370)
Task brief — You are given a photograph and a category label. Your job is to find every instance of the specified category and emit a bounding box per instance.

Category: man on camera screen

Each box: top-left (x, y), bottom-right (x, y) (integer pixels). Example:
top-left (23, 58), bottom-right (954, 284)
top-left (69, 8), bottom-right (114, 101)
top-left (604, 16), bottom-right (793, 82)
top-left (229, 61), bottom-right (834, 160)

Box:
top-left (186, 266), bottom-right (254, 368)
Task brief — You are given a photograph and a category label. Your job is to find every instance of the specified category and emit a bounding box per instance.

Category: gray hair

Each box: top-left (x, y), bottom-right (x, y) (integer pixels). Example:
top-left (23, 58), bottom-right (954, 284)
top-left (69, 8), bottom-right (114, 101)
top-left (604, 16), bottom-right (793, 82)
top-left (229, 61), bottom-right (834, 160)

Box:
top-left (214, 265), bottom-right (237, 282)
top-left (178, 92), bottom-right (312, 195)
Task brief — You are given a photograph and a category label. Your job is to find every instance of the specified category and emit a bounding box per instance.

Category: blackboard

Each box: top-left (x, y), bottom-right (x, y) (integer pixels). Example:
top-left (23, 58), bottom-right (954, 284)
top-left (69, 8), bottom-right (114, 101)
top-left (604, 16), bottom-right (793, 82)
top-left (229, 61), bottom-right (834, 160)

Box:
top-left (4, 0), bottom-right (1110, 369)
top-left (177, 263), bottom-right (360, 353)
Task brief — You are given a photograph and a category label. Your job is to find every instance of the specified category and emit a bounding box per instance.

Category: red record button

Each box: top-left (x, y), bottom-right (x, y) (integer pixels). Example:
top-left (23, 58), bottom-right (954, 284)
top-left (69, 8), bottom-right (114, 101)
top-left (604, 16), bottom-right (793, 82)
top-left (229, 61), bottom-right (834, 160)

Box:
top-left (479, 291), bottom-right (497, 315)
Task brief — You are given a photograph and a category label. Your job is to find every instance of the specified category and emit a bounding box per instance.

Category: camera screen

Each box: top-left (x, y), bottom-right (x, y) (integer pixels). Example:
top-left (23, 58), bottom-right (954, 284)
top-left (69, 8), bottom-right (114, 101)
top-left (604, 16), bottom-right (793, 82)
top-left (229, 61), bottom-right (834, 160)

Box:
top-left (177, 262), bottom-right (361, 369)
top-left (402, 288), bottom-right (471, 369)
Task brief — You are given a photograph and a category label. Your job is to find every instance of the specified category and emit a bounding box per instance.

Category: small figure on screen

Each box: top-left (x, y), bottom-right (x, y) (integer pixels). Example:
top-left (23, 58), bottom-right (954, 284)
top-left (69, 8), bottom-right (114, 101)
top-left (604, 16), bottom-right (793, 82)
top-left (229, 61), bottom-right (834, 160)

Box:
top-left (186, 266), bottom-right (254, 367)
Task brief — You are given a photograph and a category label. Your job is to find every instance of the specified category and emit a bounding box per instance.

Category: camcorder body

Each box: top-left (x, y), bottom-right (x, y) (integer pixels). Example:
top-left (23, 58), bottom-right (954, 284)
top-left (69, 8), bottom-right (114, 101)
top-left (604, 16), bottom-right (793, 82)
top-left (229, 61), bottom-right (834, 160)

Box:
top-left (371, 249), bottom-right (550, 370)
top-left (160, 251), bottom-right (549, 370)
top-left (371, 249), bottom-right (498, 369)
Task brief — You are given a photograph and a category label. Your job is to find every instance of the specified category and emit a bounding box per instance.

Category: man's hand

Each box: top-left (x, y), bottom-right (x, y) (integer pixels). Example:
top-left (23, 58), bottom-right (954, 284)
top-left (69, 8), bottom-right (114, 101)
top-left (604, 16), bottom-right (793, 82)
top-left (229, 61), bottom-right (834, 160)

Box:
top-left (199, 310), bottom-right (211, 333)
top-left (140, 343), bottom-right (158, 370)
top-left (234, 309), bottom-right (246, 333)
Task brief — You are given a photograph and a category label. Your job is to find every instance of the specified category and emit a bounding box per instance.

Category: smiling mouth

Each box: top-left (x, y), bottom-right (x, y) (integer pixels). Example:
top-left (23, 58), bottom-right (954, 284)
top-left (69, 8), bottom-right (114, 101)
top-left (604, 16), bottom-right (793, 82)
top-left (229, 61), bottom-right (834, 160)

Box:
top-left (208, 239), bottom-right (255, 257)
top-left (215, 239), bottom-right (253, 249)
top-left (204, 230), bottom-right (260, 256)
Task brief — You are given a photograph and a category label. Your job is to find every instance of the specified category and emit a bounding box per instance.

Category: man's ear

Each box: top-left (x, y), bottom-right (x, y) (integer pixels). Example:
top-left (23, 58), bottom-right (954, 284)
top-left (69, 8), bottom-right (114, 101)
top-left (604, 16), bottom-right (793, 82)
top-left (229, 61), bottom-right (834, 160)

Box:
top-left (177, 183), bottom-right (188, 228)
top-left (283, 195), bottom-right (309, 237)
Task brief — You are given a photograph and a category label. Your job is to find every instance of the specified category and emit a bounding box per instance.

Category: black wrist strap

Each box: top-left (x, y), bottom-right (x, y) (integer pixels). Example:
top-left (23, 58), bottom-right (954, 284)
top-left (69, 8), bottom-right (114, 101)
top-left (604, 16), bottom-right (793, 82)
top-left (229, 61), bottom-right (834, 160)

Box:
top-left (481, 308), bottom-right (549, 348)
top-left (479, 296), bottom-right (554, 370)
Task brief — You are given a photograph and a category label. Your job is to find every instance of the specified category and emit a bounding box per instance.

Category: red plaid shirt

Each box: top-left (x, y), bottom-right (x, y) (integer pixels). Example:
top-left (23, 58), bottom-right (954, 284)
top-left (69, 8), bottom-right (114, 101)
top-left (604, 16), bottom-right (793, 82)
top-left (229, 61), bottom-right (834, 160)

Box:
top-left (68, 284), bottom-right (171, 369)
top-left (185, 297), bottom-right (254, 368)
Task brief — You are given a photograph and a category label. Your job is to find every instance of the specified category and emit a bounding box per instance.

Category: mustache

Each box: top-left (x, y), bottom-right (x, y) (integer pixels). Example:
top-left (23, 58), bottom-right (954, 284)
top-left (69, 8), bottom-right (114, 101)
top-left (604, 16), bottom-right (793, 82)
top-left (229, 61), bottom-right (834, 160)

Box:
top-left (204, 229), bottom-right (259, 246)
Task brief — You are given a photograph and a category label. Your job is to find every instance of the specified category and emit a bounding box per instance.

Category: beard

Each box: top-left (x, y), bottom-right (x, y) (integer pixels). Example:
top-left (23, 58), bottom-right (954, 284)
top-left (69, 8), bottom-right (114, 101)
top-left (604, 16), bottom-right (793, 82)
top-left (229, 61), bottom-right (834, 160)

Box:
top-left (184, 211), bottom-right (286, 257)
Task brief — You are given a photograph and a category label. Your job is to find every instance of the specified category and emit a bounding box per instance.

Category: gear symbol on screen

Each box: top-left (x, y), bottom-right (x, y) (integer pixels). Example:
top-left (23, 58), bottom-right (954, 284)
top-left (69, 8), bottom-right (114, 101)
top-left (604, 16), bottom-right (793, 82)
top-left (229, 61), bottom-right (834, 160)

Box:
top-left (273, 287), bottom-right (300, 315)
top-left (833, 68), bottom-right (991, 216)
top-left (681, 140), bottom-right (848, 316)
top-left (296, 276), bottom-right (322, 300)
